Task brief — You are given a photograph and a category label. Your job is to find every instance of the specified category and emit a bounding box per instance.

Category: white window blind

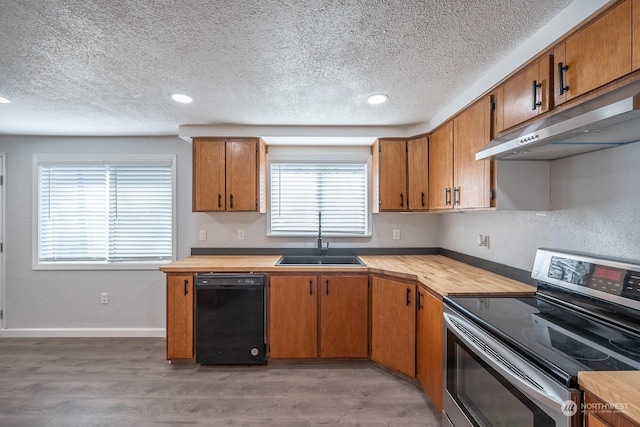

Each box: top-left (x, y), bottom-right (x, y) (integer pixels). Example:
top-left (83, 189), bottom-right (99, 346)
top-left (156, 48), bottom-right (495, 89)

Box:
top-left (270, 163), bottom-right (368, 235)
top-left (37, 160), bottom-right (173, 265)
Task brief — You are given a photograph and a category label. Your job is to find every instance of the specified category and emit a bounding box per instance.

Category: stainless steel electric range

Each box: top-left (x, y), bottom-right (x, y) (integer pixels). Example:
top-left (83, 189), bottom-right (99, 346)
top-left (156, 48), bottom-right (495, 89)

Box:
top-left (443, 248), bottom-right (640, 427)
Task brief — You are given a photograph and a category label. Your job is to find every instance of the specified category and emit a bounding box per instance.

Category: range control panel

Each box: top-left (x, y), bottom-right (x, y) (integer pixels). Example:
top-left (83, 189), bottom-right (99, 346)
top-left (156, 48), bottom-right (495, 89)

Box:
top-left (532, 249), bottom-right (640, 309)
top-left (624, 272), bottom-right (640, 301)
top-left (547, 255), bottom-right (640, 300)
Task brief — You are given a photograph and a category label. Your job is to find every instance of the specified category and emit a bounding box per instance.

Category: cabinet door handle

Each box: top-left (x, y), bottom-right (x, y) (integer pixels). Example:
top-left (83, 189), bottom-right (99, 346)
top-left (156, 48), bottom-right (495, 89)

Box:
top-left (309, 280), bottom-right (313, 296)
top-left (421, 192), bottom-right (425, 207)
top-left (184, 279), bottom-right (189, 296)
top-left (229, 194), bottom-right (234, 209)
top-left (418, 291), bottom-right (424, 310)
top-left (400, 193), bottom-right (404, 207)
top-left (406, 288), bottom-right (411, 306)
top-left (445, 188), bottom-right (451, 206)
top-left (531, 80), bottom-right (542, 110)
top-left (454, 187), bottom-right (460, 206)
top-left (558, 62), bottom-right (569, 95)
top-left (217, 193), bottom-right (222, 208)
top-left (325, 279), bottom-right (329, 296)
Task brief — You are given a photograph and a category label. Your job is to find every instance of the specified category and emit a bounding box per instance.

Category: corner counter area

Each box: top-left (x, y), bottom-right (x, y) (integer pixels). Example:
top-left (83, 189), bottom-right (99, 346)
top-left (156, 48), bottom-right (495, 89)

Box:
top-left (160, 253), bottom-right (535, 414)
top-left (579, 371), bottom-right (640, 426)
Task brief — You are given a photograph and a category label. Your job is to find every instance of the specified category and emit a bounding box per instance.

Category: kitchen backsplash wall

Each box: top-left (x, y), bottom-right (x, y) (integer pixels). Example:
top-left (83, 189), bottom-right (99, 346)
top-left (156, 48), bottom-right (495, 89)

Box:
top-left (439, 141), bottom-right (640, 271)
top-left (192, 211), bottom-right (440, 250)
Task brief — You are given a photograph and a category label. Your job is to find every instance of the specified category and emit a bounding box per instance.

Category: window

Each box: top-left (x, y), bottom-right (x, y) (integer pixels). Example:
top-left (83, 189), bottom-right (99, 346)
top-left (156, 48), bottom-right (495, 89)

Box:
top-left (34, 155), bottom-right (175, 269)
top-left (270, 163), bottom-right (368, 235)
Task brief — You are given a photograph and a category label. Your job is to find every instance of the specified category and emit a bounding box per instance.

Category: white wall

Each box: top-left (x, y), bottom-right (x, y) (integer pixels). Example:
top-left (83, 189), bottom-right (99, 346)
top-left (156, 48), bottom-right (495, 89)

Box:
top-left (439, 142), bottom-right (640, 271)
top-left (0, 136), bottom-right (193, 335)
top-left (0, 136), bottom-right (438, 335)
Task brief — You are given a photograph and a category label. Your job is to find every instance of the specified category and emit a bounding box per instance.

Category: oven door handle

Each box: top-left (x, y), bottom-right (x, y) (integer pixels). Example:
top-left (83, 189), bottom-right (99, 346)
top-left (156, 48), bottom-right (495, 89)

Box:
top-left (444, 312), bottom-right (577, 414)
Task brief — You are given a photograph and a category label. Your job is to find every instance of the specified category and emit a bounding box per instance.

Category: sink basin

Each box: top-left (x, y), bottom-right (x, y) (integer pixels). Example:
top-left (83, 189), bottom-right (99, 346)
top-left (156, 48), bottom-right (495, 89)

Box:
top-left (276, 255), bottom-right (365, 266)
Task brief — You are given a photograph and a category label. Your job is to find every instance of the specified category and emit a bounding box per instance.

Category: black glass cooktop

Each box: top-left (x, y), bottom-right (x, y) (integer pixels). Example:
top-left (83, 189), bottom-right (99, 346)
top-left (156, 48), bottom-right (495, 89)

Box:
top-left (445, 295), bottom-right (640, 387)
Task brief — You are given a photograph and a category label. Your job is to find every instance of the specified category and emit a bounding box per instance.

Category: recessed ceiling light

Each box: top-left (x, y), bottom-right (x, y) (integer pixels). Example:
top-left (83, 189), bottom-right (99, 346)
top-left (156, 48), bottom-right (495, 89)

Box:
top-left (0, 96), bottom-right (10, 104)
top-left (367, 94), bottom-right (388, 105)
top-left (171, 93), bottom-right (193, 104)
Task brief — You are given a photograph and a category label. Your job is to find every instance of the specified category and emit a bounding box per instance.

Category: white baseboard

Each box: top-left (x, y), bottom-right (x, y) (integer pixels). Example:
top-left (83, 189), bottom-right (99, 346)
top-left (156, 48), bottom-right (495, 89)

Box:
top-left (0, 328), bottom-right (166, 338)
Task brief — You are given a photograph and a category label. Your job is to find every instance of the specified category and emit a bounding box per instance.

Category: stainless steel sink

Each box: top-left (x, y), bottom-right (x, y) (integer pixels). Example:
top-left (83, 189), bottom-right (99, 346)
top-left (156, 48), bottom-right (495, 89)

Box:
top-left (275, 255), bottom-right (365, 266)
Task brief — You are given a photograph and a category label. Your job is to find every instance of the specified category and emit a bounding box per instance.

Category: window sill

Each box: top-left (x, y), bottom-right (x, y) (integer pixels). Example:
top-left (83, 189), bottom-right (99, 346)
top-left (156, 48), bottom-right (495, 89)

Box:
top-left (32, 261), bottom-right (172, 271)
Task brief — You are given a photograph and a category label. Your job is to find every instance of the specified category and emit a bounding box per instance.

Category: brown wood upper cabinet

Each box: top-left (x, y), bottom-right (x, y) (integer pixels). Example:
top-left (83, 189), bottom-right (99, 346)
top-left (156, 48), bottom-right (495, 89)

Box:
top-left (192, 137), bottom-right (266, 212)
top-left (429, 96), bottom-right (493, 210)
top-left (407, 136), bottom-right (429, 210)
top-left (554, 0), bottom-right (632, 106)
top-left (372, 136), bottom-right (428, 212)
top-left (166, 274), bottom-right (194, 360)
top-left (502, 55), bottom-right (551, 130)
top-left (634, 0), bottom-right (640, 71)
top-left (268, 274), bottom-right (369, 359)
top-left (428, 121), bottom-right (454, 210)
top-left (371, 276), bottom-right (416, 377)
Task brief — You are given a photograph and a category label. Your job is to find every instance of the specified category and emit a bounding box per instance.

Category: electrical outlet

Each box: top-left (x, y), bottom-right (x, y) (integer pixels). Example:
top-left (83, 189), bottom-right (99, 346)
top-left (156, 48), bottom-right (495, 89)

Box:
top-left (477, 234), bottom-right (489, 248)
top-left (199, 229), bottom-right (207, 241)
top-left (393, 229), bottom-right (401, 240)
top-left (237, 229), bottom-right (245, 241)
top-left (101, 293), bottom-right (108, 304)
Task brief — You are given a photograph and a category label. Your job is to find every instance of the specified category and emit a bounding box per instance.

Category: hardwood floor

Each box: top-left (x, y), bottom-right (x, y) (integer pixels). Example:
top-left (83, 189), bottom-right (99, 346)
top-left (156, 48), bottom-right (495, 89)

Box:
top-left (0, 338), bottom-right (440, 426)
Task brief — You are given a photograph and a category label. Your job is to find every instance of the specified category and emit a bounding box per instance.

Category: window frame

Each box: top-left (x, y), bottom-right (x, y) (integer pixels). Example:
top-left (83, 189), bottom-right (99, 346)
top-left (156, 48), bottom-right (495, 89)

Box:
top-left (32, 154), bottom-right (177, 271)
top-left (266, 146), bottom-right (372, 237)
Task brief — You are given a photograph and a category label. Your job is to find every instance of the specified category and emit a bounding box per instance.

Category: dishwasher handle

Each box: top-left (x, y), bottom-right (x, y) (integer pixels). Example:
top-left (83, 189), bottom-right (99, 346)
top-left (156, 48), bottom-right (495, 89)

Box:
top-left (196, 283), bottom-right (263, 290)
top-left (195, 274), bottom-right (266, 289)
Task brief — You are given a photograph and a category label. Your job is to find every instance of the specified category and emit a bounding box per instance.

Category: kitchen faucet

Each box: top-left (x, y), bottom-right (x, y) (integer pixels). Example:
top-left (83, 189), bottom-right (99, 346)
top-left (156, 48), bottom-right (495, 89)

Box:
top-left (317, 211), bottom-right (329, 255)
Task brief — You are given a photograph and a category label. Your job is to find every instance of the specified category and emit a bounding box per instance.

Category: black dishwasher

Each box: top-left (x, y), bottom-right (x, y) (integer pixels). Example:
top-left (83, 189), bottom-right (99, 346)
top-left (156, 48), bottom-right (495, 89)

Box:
top-left (195, 273), bottom-right (266, 365)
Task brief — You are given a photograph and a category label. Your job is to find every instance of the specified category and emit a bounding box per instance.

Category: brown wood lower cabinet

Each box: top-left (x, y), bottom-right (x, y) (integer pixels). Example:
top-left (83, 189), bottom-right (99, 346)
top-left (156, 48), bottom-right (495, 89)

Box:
top-left (371, 276), bottom-right (416, 377)
top-left (165, 270), bottom-right (446, 410)
top-left (166, 274), bottom-right (194, 360)
top-left (417, 288), bottom-right (444, 412)
top-left (584, 392), bottom-right (640, 427)
top-left (319, 275), bottom-right (369, 358)
top-left (268, 274), bottom-right (369, 359)
top-left (268, 275), bottom-right (318, 358)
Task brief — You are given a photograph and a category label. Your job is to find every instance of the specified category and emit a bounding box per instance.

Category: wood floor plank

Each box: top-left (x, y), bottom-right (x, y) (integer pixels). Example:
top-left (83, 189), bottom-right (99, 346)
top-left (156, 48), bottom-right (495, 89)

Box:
top-left (0, 338), bottom-right (439, 426)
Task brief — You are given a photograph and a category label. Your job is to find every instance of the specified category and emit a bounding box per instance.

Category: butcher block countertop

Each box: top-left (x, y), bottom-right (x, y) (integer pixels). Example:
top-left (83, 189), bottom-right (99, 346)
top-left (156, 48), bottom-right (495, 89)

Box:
top-left (159, 255), bottom-right (283, 273)
top-left (359, 255), bottom-right (533, 297)
top-left (160, 254), bottom-right (535, 298)
top-left (578, 371), bottom-right (640, 424)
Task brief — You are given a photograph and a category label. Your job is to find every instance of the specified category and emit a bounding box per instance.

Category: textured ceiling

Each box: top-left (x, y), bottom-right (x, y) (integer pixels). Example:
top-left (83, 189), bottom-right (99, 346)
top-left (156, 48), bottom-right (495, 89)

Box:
top-left (0, 0), bottom-right (574, 137)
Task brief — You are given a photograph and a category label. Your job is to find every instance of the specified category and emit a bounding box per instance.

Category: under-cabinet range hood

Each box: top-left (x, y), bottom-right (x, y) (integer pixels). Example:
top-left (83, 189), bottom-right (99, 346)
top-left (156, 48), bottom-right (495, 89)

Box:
top-left (476, 80), bottom-right (640, 160)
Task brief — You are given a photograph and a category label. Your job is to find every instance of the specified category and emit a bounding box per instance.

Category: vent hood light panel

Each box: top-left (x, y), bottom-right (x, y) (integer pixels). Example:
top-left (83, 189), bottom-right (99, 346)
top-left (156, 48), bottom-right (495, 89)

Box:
top-left (477, 81), bottom-right (640, 161)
